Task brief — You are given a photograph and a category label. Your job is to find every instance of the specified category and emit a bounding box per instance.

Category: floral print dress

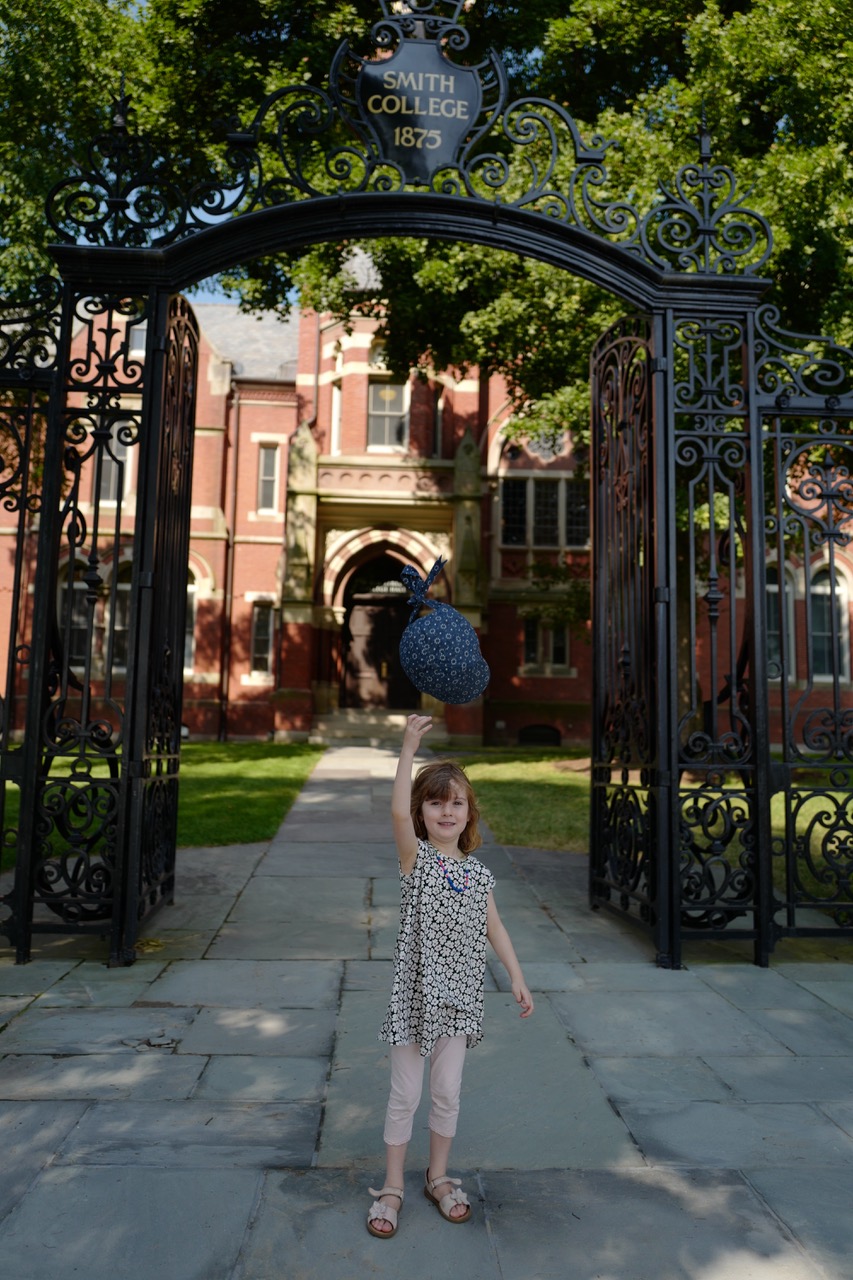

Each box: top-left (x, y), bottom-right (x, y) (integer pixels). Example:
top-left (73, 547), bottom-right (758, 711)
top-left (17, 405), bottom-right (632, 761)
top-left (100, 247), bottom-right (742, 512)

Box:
top-left (379, 838), bottom-right (496, 1057)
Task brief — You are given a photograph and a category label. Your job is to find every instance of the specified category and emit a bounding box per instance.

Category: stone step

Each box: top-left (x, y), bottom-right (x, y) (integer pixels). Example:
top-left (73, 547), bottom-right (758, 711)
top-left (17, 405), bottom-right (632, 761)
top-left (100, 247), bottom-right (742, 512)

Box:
top-left (308, 709), bottom-right (448, 747)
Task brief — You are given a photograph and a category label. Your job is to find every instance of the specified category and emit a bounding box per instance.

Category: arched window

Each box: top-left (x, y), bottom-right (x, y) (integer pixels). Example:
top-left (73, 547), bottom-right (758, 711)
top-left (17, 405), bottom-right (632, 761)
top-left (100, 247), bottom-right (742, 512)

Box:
top-left (809, 567), bottom-right (851, 680)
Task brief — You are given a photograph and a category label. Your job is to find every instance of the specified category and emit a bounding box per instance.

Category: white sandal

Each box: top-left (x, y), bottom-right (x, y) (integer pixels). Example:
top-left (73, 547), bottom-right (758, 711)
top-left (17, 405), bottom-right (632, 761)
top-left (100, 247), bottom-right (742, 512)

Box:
top-left (366, 1185), bottom-right (404, 1239)
top-left (424, 1169), bottom-right (471, 1223)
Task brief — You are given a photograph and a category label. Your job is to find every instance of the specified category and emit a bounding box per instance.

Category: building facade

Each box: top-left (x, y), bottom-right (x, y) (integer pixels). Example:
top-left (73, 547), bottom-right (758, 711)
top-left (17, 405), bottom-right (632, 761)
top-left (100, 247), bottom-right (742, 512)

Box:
top-left (182, 303), bottom-right (593, 746)
top-left (3, 300), bottom-right (851, 751)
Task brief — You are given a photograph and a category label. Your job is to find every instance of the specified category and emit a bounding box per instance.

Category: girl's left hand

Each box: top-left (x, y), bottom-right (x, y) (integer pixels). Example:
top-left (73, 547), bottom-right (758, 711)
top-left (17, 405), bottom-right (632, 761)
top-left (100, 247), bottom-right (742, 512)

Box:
top-left (513, 981), bottom-right (534, 1018)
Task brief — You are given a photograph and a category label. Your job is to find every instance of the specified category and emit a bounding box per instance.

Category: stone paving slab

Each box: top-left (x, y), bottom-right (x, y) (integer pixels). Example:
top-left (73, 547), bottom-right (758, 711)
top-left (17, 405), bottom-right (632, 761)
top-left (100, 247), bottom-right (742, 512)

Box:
top-left (0, 1102), bottom-right (89, 1222)
top-left (704, 1054), bottom-right (853, 1103)
top-left (0, 1007), bottom-right (197, 1055)
top-left (176, 1007), bottom-right (337, 1057)
top-left (133, 928), bottom-right (219, 960)
top-left (192, 1055), bottom-right (327, 1102)
top-left (0, 961), bottom-right (77, 995)
top-left (820, 1101), bottom-right (853, 1140)
top-left (32, 960), bottom-right (168, 1008)
top-left (259, 843), bottom-right (396, 876)
top-left (750, 1006), bottom-right (853, 1056)
top-left (147, 894), bottom-right (237, 932)
top-left (694, 965), bottom-right (840, 1010)
top-left (773, 962), bottom-right (853, 983)
top-left (789, 979), bottom-right (853, 1017)
top-left (140, 959), bottom-right (342, 1009)
top-left (587, 1056), bottom-right (732, 1104)
top-left (488, 960), bottom-right (587, 993)
top-left (173, 843), bottom-right (267, 890)
top-left (54, 1100), bottom-right (320, 1169)
top-left (570, 961), bottom-right (707, 992)
top-left (319, 989), bottom-right (639, 1171)
top-left (618, 1099), bottom-right (853, 1168)
top-left (232, 1166), bottom-right (827, 1280)
top-left (342, 959), bottom-right (395, 990)
top-left (233, 1166), bottom-right (500, 1280)
top-left (481, 1168), bottom-right (826, 1280)
top-left (0, 1052), bottom-right (206, 1100)
top-left (549, 990), bottom-right (793, 1058)
top-left (227, 876), bottom-right (369, 922)
top-left (746, 1167), bottom-right (853, 1280)
top-left (0, 1166), bottom-right (262, 1280)
top-left (275, 819), bottom-right (395, 843)
top-left (0, 997), bottom-right (32, 1023)
top-left (206, 919), bottom-right (368, 961)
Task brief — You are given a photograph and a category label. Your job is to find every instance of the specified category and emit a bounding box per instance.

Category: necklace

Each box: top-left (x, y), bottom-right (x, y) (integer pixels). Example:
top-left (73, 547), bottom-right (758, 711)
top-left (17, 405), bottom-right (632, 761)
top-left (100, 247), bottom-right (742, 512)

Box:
top-left (435, 851), bottom-right (470, 893)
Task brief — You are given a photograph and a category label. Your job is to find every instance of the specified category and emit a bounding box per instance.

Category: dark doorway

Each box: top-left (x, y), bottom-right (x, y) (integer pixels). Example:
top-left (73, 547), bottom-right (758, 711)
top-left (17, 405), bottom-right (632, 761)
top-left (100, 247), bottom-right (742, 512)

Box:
top-left (341, 557), bottom-right (420, 710)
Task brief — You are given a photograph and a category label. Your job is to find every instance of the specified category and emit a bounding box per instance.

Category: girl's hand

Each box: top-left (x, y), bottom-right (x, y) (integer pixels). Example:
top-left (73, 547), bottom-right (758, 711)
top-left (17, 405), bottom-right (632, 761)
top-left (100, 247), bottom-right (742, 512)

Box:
top-left (403, 713), bottom-right (432, 749)
top-left (513, 981), bottom-right (534, 1018)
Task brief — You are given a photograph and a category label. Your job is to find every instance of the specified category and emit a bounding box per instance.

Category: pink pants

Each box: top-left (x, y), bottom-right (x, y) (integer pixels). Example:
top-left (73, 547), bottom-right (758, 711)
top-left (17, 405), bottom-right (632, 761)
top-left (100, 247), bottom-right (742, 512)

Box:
top-left (383, 1035), bottom-right (468, 1146)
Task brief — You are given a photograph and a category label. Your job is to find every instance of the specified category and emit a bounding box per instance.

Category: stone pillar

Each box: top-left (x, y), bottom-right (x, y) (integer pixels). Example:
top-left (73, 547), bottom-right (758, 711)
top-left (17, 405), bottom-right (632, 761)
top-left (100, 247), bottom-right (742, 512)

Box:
top-left (277, 423), bottom-right (319, 738)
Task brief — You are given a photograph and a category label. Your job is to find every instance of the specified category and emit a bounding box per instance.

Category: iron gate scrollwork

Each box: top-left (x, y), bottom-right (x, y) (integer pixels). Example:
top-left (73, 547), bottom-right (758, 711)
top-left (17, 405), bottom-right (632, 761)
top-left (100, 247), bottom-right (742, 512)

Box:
top-left (0, 288), bottom-right (197, 963)
top-left (2, 0), bottom-right (853, 964)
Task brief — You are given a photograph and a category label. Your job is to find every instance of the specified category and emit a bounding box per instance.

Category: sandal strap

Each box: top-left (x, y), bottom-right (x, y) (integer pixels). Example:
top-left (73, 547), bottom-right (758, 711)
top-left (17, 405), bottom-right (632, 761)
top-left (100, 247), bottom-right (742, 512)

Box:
top-left (367, 1185), bottom-right (404, 1202)
top-left (426, 1174), bottom-right (462, 1194)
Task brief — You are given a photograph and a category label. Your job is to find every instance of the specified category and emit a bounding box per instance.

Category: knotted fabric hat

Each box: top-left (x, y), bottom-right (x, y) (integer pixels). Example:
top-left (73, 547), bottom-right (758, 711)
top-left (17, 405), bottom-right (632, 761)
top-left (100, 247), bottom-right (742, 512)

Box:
top-left (399, 557), bottom-right (490, 705)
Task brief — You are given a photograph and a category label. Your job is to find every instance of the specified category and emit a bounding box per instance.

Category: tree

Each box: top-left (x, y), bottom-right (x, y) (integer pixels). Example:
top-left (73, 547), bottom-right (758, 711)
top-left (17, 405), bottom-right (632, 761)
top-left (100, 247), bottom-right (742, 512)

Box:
top-left (1, 0), bottom-right (851, 425)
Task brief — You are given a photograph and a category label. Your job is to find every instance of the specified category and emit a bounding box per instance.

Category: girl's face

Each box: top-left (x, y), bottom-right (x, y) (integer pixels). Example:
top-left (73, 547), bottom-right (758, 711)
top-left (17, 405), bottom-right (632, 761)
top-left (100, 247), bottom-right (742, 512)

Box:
top-left (420, 784), bottom-right (470, 853)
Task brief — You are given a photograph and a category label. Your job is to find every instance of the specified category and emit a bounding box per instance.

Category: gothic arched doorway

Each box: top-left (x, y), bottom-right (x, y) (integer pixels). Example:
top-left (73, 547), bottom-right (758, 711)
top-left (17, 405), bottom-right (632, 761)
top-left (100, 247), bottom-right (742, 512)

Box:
top-left (341, 555), bottom-right (420, 710)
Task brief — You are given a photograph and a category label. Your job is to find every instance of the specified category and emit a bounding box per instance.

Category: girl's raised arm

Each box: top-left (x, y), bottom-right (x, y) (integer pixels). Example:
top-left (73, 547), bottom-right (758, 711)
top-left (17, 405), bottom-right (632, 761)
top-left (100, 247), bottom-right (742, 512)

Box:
top-left (391, 714), bottom-right (432, 875)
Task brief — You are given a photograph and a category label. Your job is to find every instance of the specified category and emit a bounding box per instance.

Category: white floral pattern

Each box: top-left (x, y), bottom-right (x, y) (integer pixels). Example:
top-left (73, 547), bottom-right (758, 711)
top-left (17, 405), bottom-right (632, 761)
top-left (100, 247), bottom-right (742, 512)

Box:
top-left (379, 838), bottom-right (496, 1057)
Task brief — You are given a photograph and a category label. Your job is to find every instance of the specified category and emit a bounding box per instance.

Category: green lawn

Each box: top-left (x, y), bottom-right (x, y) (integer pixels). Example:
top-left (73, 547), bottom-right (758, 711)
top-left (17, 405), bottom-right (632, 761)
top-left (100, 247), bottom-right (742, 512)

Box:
top-left (459, 747), bottom-right (591, 852)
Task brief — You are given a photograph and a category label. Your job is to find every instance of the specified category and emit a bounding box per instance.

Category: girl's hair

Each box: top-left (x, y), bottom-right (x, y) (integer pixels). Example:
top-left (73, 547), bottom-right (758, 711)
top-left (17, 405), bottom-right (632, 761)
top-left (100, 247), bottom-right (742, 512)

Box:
top-left (410, 760), bottom-right (482, 854)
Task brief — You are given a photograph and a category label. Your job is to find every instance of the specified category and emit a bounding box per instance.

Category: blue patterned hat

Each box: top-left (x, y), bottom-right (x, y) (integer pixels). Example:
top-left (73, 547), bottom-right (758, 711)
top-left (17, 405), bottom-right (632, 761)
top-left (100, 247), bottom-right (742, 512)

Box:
top-left (398, 558), bottom-right (490, 705)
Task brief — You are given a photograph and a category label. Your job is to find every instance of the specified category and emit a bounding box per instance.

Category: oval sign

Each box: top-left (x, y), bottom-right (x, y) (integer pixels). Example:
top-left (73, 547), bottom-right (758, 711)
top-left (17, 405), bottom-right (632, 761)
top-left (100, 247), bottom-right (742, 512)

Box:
top-left (357, 40), bottom-right (482, 185)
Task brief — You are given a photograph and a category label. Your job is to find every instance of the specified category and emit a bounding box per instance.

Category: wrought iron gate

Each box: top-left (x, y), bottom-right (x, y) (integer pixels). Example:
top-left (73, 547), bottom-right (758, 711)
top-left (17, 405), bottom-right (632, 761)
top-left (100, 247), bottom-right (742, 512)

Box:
top-left (589, 316), bottom-right (672, 960)
top-left (0, 289), bottom-right (198, 963)
top-left (1, 0), bottom-right (852, 964)
top-left (591, 306), bottom-right (853, 965)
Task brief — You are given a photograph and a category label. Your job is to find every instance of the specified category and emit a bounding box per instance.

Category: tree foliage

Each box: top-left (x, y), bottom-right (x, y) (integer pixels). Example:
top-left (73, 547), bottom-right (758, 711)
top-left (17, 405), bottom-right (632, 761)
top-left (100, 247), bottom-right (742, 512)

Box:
top-left (1, 0), bottom-right (852, 444)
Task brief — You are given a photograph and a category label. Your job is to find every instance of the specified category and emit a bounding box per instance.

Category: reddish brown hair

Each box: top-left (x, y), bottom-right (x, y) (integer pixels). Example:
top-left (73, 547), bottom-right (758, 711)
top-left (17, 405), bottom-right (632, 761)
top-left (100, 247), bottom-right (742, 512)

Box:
top-left (410, 760), bottom-right (482, 854)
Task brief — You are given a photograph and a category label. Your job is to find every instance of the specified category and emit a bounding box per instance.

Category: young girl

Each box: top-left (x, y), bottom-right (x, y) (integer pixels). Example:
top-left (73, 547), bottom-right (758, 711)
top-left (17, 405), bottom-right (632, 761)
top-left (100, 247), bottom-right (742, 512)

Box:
top-left (367, 713), bottom-right (534, 1239)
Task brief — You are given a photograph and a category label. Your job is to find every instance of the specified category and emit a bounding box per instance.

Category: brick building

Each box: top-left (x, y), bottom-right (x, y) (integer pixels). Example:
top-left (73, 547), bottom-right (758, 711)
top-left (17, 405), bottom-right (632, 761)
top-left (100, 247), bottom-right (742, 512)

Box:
top-left (5, 300), bottom-right (848, 751)
top-left (182, 302), bottom-right (593, 746)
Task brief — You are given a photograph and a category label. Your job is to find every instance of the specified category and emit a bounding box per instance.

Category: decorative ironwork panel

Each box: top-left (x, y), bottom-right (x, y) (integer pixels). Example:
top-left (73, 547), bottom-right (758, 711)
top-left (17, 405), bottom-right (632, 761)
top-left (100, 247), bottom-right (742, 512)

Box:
top-left (117, 295), bottom-right (199, 961)
top-left (0, 278), bottom-right (63, 948)
top-left (590, 317), bottom-right (660, 938)
top-left (18, 293), bottom-right (148, 940)
top-left (765, 410), bottom-right (853, 932)
top-left (44, 4), bottom-right (772, 281)
top-left (670, 311), bottom-right (761, 938)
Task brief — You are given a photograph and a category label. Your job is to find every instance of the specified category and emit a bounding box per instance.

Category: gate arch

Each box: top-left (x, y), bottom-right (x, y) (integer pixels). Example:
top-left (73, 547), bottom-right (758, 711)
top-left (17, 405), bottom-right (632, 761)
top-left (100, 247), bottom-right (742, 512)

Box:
top-left (2, 0), bottom-right (853, 966)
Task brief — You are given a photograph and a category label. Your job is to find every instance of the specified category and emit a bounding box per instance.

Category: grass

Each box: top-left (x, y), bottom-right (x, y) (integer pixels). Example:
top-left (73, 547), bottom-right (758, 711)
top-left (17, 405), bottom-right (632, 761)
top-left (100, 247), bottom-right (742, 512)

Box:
top-left (0, 742), bottom-right (325, 873)
top-left (174, 742), bottom-right (325, 846)
top-left (457, 747), bottom-right (591, 852)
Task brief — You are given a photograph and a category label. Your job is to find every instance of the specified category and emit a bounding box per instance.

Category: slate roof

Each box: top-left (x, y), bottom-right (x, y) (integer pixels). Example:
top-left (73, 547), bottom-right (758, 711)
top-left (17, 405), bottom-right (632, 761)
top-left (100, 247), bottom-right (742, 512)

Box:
top-left (192, 303), bottom-right (301, 382)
